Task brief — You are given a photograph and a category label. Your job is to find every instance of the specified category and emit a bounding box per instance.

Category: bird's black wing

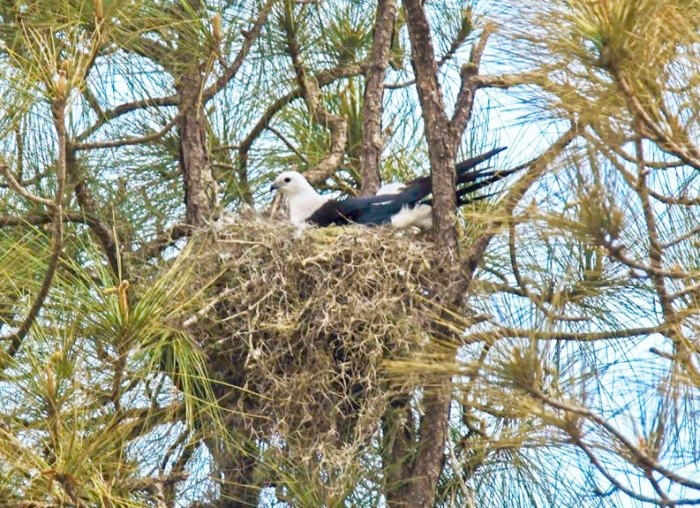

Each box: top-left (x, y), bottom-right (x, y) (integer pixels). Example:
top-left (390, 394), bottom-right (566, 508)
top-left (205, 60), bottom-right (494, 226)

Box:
top-left (308, 147), bottom-right (510, 227)
top-left (351, 180), bottom-right (443, 225)
top-left (355, 148), bottom-right (511, 224)
top-left (307, 194), bottom-right (398, 226)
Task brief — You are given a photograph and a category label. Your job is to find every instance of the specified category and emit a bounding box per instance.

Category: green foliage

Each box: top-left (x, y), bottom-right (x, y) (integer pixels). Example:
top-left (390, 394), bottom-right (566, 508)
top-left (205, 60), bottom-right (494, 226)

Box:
top-left (0, 230), bottom-right (225, 505)
top-left (2, 0), bottom-right (700, 506)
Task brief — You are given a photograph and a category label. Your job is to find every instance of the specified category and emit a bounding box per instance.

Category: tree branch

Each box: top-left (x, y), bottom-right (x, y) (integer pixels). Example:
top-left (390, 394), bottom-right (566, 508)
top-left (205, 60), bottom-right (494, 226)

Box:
top-left (0, 211), bottom-right (92, 228)
top-left (396, 2), bottom-right (472, 506)
top-left (2, 97), bottom-right (68, 360)
top-left (132, 223), bottom-right (190, 261)
top-left (76, 96), bottom-right (179, 143)
top-left (463, 324), bottom-right (667, 344)
top-left (573, 435), bottom-right (689, 506)
top-left (73, 114), bottom-right (179, 151)
top-left (0, 162), bottom-right (55, 208)
top-left (449, 23), bottom-right (495, 135)
top-left (283, 2), bottom-right (348, 184)
top-left (531, 386), bottom-right (700, 492)
top-left (237, 64), bottom-right (362, 185)
top-left (65, 146), bottom-right (125, 278)
top-left (359, 0), bottom-right (397, 195)
top-left (473, 72), bottom-right (539, 89)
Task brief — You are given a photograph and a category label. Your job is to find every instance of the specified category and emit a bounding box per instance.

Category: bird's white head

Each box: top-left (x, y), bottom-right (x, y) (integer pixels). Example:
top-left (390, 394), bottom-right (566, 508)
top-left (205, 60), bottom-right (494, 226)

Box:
top-left (270, 171), bottom-right (314, 198)
top-left (270, 171), bottom-right (328, 224)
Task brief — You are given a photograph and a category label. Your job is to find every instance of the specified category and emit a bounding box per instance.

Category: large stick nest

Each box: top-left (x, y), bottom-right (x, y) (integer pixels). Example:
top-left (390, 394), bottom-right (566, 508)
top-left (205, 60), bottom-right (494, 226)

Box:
top-left (177, 215), bottom-right (456, 455)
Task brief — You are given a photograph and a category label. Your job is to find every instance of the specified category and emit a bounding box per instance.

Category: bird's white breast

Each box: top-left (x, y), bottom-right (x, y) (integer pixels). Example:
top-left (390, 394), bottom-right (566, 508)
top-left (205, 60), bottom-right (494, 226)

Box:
top-left (288, 193), bottom-right (329, 224)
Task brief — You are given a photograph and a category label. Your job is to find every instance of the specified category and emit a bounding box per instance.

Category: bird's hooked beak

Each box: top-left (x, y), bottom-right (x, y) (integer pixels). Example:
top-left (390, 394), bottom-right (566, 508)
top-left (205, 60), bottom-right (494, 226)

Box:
top-left (269, 183), bottom-right (278, 193)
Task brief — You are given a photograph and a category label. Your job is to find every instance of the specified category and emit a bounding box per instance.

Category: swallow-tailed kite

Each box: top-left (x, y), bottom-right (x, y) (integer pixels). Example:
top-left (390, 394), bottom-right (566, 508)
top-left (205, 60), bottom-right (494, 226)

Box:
top-left (270, 147), bottom-right (511, 228)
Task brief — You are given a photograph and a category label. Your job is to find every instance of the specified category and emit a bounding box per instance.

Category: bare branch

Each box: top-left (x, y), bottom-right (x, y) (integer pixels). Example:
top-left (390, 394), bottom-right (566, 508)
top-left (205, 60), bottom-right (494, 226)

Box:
top-left (76, 96), bottom-right (179, 143)
top-left (359, 0), bottom-right (397, 195)
top-left (403, 0), bottom-right (455, 248)
top-left (0, 168), bottom-right (53, 189)
top-left (283, 3), bottom-right (348, 184)
top-left (450, 23), bottom-right (495, 136)
top-left (65, 146), bottom-right (125, 278)
top-left (463, 324), bottom-right (667, 344)
top-left (573, 435), bottom-right (688, 507)
top-left (237, 64), bottom-right (362, 185)
top-left (0, 211), bottom-right (94, 228)
top-left (267, 125), bottom-right (308, 164)
top-left (662, 223), bottom-right (700, 250)
top-left (531, 386), bottom-right (700, 492)
top-left (0, 161), bottom-right (55, 208)
top-left (585, 132), bottom-right (700, 207)
top-left (73, 114), bottom-right (179, 151)
top-left (474, 72), bottom-right (539, 89)
top-left (133, 223), bottom-right (190, 261)
top-left (602, 237), bottom-right (695, 279)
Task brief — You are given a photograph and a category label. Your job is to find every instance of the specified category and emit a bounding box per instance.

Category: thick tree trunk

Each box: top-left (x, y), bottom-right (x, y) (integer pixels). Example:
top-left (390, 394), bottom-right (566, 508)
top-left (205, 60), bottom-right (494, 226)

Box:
top-left (177, 69), bottom-right (218, 228)
top-left (382, 2), bottom-right (471, 506)
top-left (360, 0), bottom-right (397, 196)
top-left (382, 395), bottom-right (416, 506)
top-left (403, 0), bottom-right (458, 252)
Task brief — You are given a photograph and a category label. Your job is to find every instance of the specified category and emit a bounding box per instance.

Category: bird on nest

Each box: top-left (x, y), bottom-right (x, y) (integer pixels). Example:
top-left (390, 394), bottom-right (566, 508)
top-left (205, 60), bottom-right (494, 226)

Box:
top-left (270, 147), bottom-right (513, 229)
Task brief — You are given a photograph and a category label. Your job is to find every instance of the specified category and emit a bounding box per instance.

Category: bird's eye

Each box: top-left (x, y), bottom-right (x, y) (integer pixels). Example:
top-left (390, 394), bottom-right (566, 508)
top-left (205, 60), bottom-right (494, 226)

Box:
top-left (284, 177), bottom-right (291, 183)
